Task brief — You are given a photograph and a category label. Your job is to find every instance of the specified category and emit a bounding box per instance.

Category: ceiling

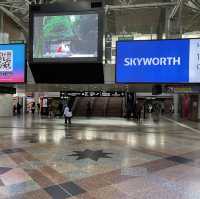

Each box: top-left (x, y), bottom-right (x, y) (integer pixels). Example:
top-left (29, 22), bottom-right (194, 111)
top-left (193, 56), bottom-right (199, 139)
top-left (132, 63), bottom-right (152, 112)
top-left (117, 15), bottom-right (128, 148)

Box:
top-left (0, 0), bottom-right (200, 37)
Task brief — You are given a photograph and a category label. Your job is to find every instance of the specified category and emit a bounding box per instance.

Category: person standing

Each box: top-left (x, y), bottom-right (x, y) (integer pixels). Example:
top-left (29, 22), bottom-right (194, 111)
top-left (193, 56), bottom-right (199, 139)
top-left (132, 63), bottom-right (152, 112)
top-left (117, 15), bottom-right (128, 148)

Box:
top-left (64, 106), bottom-right (72, 125)
top-left (136, 102), bottom-right (142, 122)
top-left (13, 104), bottom-right (17, 115)
top-left (37, 103), bottom-right (40, 115)
top-left (143, 102), bottom-right (146, 119)
top-left (86, 101), bottom-right (91, 117)
top-left (16, 102), bottom-right (22, 115)
top-left (31, 102), bottom-right (36, 116)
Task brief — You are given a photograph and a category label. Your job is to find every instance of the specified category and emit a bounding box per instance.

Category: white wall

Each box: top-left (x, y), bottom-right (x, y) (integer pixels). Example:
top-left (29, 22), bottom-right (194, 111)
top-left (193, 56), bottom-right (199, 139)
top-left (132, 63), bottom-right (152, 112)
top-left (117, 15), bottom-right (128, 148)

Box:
top-left (0, 95), bottom-right (12, 117)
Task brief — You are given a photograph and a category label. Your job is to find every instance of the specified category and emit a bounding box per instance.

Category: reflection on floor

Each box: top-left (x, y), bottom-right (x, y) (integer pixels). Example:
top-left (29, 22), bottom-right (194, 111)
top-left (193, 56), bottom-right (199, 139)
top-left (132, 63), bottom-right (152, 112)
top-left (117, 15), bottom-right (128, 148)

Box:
top-left (0, 116), bottom-right (200, 198)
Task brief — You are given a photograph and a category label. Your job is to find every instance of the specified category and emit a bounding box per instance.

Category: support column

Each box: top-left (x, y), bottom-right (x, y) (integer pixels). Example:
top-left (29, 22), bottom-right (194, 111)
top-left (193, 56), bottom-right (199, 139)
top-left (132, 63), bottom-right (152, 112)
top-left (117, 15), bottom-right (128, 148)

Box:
top-left (22, 96), bottom-right (26, 115)
top-left (173, 94), bottom-right (179, 117)
top-left (0, 12), bottom-right (3, 33)
top-left (198, 95), bottom-right (200, 120)
top-left (0, 95), bottom-right (12, 117)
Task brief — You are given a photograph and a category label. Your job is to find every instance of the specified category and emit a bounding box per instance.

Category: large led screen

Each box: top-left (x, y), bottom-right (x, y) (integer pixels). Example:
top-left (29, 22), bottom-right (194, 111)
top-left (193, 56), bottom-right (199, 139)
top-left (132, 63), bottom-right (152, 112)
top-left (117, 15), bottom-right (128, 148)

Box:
top-left (0, 44), bottom-right (25, 83)
top-left (33, 14), bottom-right (98, 61)
top-left (116, 39), bottom-right (200, 83)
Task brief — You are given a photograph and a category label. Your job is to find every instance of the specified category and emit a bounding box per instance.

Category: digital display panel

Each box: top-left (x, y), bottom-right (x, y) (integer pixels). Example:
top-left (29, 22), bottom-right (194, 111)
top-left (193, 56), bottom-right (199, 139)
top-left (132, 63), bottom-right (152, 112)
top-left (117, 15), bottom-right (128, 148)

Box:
top-left (0, 44), bottom-right (25, 83)
top-left (33, 14), bottom-right (98, 61)
top-left (116, 39), bottom-right (200, 83)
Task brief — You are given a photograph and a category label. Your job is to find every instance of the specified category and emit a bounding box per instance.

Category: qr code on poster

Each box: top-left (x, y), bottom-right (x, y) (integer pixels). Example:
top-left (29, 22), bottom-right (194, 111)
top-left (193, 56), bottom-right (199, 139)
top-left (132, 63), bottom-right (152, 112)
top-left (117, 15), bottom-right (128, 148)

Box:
top-left (0, 50), bottom-right (13, 72)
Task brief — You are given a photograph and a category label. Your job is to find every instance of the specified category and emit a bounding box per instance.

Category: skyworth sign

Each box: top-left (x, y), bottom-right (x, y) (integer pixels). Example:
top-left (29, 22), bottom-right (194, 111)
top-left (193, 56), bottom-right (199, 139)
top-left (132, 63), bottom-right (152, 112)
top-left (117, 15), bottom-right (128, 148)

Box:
top-left (116, 39), bottom-right (200, 83)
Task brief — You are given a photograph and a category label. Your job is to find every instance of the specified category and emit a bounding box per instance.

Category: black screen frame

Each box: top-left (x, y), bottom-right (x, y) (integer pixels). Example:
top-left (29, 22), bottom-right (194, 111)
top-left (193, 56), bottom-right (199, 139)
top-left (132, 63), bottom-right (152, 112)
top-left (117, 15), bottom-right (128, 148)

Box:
top-left (29, 8), bottom-right (104, 64)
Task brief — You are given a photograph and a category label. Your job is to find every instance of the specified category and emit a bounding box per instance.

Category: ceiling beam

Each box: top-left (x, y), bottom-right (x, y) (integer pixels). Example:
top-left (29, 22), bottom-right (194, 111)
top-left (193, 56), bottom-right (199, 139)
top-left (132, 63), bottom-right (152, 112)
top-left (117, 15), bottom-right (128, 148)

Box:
top-left (169, 0), bottom-right (183, 19)
top-left (106, 2), bottom-right (177, 11)
top-left (0, 6), bottom-right (28, 37)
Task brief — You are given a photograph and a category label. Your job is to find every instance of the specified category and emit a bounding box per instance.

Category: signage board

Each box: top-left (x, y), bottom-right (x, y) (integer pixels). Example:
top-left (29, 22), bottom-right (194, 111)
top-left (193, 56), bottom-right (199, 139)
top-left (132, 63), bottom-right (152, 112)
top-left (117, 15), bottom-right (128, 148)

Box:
top-left (0, 44), bottom-right (25, 83)
top-left (116, 39), bottom-right (200, 83)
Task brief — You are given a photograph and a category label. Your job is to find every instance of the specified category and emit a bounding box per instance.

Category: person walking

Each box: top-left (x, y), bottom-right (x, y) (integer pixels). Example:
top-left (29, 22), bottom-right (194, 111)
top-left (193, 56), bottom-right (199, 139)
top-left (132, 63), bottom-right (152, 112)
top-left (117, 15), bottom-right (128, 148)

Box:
top-left (64, 105), bottom-right (72, 125)
top-left (153, 103), bottom-right (161, 122)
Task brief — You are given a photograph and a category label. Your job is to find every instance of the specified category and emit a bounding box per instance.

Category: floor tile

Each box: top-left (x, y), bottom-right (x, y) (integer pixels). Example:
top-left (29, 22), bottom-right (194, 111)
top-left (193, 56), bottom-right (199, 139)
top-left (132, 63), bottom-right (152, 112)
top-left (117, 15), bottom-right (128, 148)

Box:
top-left (9, 153), bottom-right (26, 164)
top-left (139, 158), bottom-right (178, 173)
top-left (39, 166), bottom-right (66, 184)
top-left (154, 164), bottom-right (196, 181)
top-left (96, 169), bottom-right (134, 184)
top-left (113, 176), bottom-right (164, 197)
top-left (0, 116), bottom-right (200, 198)
top-left (166, 156), bottom-right (193, 164)
top-left (45, 185), bottom-right (71, 199)
top-left (6, 180), bottom-right (40, 196)
top-left (75, 175), bottom-right (112, 191)
top-left (26, 169), bottom-right (54, 188)
top-left (2, 148), bottom-right (25, 154)
top-left (0, 167), bottom-right (12, 175)
top-left (10, 189), bottom-right (52, 199)
top-left (59, 181), bottom-right (86, 196)
top-left (0, 186), bottom-right (10, 198)
top-left (0, 168), bottom-right (32, 186)
top-left (0, 179), bottom-right (4, 186)
top-left (74, 192), bottom-right (97, 199)
top-left (89, 185), bottom-right (132, 199)
top-left (0, 155), bottom-right (18, 168)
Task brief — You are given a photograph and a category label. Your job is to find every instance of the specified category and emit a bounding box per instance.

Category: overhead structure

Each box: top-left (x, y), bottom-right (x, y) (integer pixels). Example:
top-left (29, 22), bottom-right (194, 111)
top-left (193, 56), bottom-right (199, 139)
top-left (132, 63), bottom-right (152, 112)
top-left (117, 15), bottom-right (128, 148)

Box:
top-left (105, 1), bottom-right (177, 11)
top-left (0, 0), bottom-right (199, 38)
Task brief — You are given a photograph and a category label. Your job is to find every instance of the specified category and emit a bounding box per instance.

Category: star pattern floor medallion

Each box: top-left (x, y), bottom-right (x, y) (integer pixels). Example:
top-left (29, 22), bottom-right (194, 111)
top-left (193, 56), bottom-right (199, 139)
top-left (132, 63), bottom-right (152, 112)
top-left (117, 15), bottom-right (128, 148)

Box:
top-left (68, 149), bottom-right (113, 161)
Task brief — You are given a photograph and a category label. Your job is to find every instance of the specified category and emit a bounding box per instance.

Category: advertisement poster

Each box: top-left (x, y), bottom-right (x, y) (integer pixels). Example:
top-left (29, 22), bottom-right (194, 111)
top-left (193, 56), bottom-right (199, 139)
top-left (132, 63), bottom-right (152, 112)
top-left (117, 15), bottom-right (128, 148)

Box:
top-left (0, 44), bottom-right (25, 83)
top-left (116, 39), bottom-right (200, 83)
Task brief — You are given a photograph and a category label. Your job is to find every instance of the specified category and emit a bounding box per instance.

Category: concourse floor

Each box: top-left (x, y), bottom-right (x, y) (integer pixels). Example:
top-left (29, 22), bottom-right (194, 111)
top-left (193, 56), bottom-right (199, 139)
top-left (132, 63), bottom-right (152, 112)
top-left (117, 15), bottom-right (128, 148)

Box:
top-left (0, 116), bottom-right (200, 198)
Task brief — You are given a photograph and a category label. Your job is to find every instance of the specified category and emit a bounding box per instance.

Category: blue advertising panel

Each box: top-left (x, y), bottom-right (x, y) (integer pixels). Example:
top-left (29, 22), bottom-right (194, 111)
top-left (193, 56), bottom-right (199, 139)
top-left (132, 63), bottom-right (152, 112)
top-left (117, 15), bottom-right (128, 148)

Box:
top-left (116, 39), bottom-right (200, 83)
top-left (0, 44), bottom-right (25, 83)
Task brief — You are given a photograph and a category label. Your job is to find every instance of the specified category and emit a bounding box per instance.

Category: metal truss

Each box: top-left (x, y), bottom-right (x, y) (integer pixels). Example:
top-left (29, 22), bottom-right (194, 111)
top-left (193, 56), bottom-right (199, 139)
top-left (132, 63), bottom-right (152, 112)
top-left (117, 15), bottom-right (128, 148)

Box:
top-left (0, 0), bottom-right (57, 37)
top-left (185, 0), bottom-right (200, 12)
top-left (0, 0), bottom-right (199, 38)
top-left (106, 1), bottom-right (177, 11)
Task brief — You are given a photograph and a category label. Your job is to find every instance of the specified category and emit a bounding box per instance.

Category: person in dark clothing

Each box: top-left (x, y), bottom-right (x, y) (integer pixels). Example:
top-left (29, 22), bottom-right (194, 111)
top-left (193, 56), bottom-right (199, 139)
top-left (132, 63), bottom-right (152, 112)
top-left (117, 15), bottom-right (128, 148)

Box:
top-left (143, 103), bottom-right (147, 119)
top-left (58, 102), bottom-right (63, 117)
top-left (16, 102), bottom-right (22, 115)
top-left (126, 103), bottom-right (132, 120)
top-left (13, 104), bottom-right (17, 115)
top-left (31, 102), bottom-right (36, 115)
top-left (86, 101), bottom-right (91, 117)
top-left (153, 103), bottom-right (161, 122)
top-left (37, 103), bottom-right (40, 115)
top-left (136, 102), bottom-right (142, 122)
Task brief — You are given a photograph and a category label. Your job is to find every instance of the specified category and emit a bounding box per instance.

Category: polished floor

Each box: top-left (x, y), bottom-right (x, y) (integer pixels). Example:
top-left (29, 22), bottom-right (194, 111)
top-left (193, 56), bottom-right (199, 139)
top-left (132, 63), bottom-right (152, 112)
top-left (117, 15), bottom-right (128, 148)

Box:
top-left (0, 116), bottom-right (200, 198)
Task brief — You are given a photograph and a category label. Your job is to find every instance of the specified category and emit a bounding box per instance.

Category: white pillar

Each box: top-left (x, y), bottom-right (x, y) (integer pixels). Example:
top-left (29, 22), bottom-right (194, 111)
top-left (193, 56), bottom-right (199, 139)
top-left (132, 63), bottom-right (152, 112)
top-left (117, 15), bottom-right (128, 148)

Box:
top-left (198, 95), bottom-right (200, 120)
top-left (22, 96), bottom-right (26, 115)
top-left (0, 95), bottom-right (12, 117)
top-left (173, 94), bottom-right (179, 117)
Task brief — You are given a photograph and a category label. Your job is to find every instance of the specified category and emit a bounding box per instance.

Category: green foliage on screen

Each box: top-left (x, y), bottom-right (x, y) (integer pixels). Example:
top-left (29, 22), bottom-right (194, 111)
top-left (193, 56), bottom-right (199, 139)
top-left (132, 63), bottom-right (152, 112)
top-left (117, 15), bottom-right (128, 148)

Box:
top-left (43, 16), bottom-right (80, 40)
top-left (33, 15), bottom-right (83, 58)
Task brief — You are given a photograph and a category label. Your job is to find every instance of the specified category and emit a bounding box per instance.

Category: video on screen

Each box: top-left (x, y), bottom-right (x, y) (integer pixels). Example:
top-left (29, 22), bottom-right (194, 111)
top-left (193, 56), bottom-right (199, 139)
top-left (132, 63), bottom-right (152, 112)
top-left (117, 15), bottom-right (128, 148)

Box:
top-left (33, 14), bottom-right (98, 59)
